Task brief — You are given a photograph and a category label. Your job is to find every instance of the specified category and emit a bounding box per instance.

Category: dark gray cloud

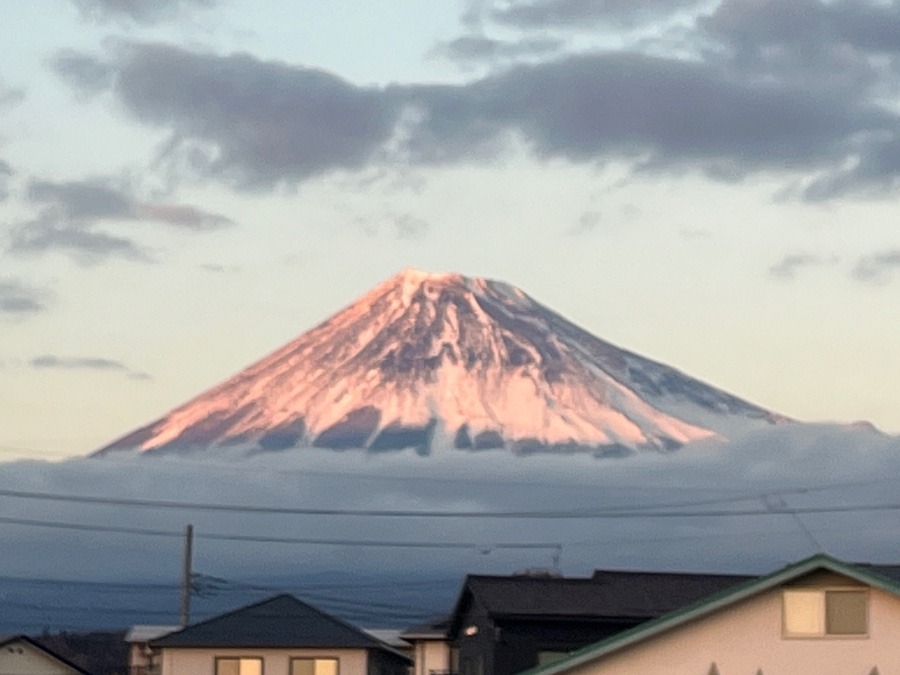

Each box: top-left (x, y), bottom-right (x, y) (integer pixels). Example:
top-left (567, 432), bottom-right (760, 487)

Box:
top-left (0, 78), bottom-right (25, 107)
top-left (199, 263), bottom-right (240, 274)
top-left (0, 159), bottom-right (12, 201)
top-left (853, 249), bottom-right (900, 283)
top-left (433, 35), bottom-right (564, 63)
top-left (0, 279), bottom-right (47, 316)
top-left (700, 0), bottom-right (900, 97)
top-left (391, 213), bottom-right (429, 239)
top-left (697, 0), bottom-right (900, 199)
top-left (28, 180), bottom-right (133, 220)
top-left (8, 213), bottom-right (149, 263)
top-left (29, 354), bottom-right (152, 379)
top-left (8, 178), bottom-right (234, 262)
top-left (53, 44), bottom-right (402, 189)
top-left (135, 203), bottom-right (234, 230)
top-left (569, 210), bottom-right (601, 235)
top-left (405, 52), bottom-right (888, 171)
top-left (30, 355), bottom-right (128, 371)
top-left (802, 138), bottom-right (900, 200)
top-left (486, 0), bottom-right (704, 29)
top-left (769, 253), bottom-right (836, 280)
top-left (70, 0), bottom-right (214, 24)
top-left (53, 42), bottom-right (900, 199)
top-left (50, 50), bottom-right (114, 96)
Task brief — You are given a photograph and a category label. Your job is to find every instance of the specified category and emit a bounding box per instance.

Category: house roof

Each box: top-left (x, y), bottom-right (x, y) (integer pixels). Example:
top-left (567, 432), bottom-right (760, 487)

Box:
top-left (0, 634), bottom-right (92, 674)
top-left (401, 615), bottom-right (452, 640)
top-left (125, 625), bottom-right (179, 643)
top-left (524, 554), bottom-right (900, 675)
top-left (151, 593), bottom-right (409, 660)
top-left (447, 570), bottom-right (751, 637)
top-left (363, 629), bottom-right (409, 649)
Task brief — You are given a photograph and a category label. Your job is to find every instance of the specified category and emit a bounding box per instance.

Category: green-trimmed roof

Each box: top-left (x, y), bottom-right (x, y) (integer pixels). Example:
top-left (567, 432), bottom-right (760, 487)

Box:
top-left (522, 554), bottom-right (900, 675)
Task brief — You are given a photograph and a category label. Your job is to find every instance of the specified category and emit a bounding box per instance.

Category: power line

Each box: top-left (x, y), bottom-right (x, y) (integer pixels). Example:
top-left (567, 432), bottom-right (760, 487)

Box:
top-left (0, 515), bottom-right (560, 551)
top-left (3, 486), bottom-right (900, 519)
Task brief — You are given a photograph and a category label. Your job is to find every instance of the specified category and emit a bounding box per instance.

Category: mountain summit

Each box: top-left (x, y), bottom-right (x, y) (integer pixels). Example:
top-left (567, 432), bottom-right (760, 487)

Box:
top-left (95, 269), bottom-right (787, 457)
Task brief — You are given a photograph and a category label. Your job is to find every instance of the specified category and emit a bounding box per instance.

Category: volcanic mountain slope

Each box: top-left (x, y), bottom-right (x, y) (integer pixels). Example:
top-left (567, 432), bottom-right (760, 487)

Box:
top-left (95, 269), bottom-right (789, 457)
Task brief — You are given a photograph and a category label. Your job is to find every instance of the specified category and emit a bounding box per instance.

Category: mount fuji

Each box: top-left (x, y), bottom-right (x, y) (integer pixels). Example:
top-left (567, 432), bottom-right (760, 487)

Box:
top-left (95, 269), bottom-right (789, 457)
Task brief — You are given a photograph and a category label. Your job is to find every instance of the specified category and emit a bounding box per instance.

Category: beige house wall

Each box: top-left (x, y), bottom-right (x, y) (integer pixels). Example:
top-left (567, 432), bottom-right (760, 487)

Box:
top-left (565, 584), bottom-right (900, 675)
top-left (412, 640), bottom-right (450, 675)
top-left (160, 647), bottom-right (368, 675)
top-left (0, 640), bottom-right (78, 675)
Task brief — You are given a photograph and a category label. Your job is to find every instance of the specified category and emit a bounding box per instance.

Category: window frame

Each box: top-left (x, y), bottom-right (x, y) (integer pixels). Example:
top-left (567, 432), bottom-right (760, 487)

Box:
top-left (289, 656), bottom-right (340, 675)
top-left (214, 655), bottom-right (265, 675)
top-left (782, 588), bottom-right (869, 639)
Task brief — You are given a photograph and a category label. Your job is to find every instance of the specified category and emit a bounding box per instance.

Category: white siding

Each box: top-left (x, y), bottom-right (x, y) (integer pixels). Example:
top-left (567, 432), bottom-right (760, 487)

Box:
top-left (161, 647), bottom-right (368, 675)
top-left (0, 640), bottom-right (77, 675)
top-left (566, 584), bottom-right (900, 675)
top-left (412, 641), bottom-right (450, 675)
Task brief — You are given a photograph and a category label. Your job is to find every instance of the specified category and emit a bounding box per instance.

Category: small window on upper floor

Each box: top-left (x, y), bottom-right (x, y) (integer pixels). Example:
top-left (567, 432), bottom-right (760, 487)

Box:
top-left (215, 657), bottom-right (263, 675)
top-left (291, 657), bottom-right (339, 675)
top-left (783, 589), bottom-right (868, 637)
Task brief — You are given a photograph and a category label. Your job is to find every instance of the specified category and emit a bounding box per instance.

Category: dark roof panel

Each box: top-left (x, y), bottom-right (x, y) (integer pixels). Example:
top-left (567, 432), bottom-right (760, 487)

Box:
top-left (462, 570), bottom-right (753, 620)
top-left (152, 593), bottom-right (405, 656)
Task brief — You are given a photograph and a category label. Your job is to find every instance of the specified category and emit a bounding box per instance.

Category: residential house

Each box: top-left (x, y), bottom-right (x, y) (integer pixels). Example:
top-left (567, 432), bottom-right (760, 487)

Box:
top-left (447, 568), bottom-right (752, 675)
top-left (362, 630), bottom-right (412, 660)
top-left (400, 616), bottom-right (453, 675)
top-left (0, 634), bottom-right (91, 675)
top-left (126, 625), bottom-right (178, 675)
top-left (525, 554), bottom-right (900, 675)
top-left (150, 594), bottom-right (411, 675)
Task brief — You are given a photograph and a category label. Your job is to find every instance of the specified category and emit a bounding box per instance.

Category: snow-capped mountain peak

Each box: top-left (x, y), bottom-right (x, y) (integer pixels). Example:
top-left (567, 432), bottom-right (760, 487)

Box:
top-left (95, 269), bottom-right (788, 457)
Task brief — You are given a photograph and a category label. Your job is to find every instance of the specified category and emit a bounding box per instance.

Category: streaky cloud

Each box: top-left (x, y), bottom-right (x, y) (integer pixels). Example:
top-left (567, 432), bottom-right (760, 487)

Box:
top-left (30, 355), bottom-right (128, 371)
top-left (769, 253), bottom-right (836, 281)
top-left (8, 178), bottom-right (234, 263)
top-left (0, 279), bottom-right (48, 317)
top-left (69, 0), bottom-right (214, 25)
top-left (853, 249), bottom-right (900, 284)
top-left (487, 0), bottom-right (705, 29)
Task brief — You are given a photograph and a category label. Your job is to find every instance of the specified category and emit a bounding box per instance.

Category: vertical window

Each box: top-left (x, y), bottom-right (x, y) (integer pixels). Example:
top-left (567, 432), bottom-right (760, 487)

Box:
top-left (215, 657), bottom-right (263, 675)
top-left (783, 589), bottom-right (868, 637)
top-left (291, 657), bottom-right (339, 675)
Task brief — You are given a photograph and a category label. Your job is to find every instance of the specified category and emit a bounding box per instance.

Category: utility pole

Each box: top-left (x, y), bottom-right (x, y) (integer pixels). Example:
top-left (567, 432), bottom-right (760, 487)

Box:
top-left (180, 524), bottom-right (194, 627)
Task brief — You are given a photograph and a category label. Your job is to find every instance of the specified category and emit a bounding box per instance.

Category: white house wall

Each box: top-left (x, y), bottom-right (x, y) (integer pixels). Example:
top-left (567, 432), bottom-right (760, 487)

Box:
top-left (413, 641), bottom-right (450, 675)
top-left (161, 647), bottom-right (368, 675)
top-left (564, 584), bottom-right (900, 675)
top-left (0, 640), bottom-right (77, 675)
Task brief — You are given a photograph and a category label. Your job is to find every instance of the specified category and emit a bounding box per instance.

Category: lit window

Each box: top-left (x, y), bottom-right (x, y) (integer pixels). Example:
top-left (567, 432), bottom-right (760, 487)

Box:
top-left (291, 657), bottom-right (339, 675)
top-left (215, 657), bottom-right (263, 675)
top-left (783, 589), bottom-right (868, 637)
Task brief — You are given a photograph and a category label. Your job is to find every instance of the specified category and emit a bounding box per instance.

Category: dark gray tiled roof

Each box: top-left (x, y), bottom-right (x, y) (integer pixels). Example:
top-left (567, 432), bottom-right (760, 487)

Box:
top-left (152, 594), bottom-right (406, 657)
top-left (462, 570), bottom-right (753, 620)
top-left (401, 615), bottom-right (451, 640)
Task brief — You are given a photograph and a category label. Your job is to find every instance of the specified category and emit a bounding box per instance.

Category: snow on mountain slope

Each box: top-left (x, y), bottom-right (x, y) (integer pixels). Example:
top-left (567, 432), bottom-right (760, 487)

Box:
top-left (94, 269), bottom-right (789, 457)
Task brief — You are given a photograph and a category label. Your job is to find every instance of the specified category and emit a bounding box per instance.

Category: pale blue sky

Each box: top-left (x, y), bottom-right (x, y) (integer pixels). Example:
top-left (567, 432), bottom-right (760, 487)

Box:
top-left (2, 0), bottom-right (900, 458)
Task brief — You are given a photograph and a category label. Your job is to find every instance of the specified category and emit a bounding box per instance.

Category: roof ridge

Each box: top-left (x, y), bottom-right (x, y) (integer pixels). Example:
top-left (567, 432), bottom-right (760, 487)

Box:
top-left (150, 592), bottom-right (298, 643)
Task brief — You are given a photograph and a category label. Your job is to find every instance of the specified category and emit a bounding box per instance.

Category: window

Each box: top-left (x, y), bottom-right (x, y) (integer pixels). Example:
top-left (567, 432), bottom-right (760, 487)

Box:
top-left (215, 657), bottom-right (263, 675)
top-left (291, 658), bottom-right (339, 675)
top-left (783, 589), bottom-right (868, 637)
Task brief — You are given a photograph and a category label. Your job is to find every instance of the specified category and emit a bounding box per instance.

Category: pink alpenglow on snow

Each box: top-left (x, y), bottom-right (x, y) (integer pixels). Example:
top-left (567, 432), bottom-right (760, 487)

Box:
top-left (94, 269), bottom-right (789, 457)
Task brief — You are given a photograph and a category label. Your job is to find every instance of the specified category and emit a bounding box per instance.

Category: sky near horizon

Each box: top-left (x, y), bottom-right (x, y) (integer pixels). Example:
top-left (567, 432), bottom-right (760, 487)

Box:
top-left (2, 0), bottom-right (900, 459)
